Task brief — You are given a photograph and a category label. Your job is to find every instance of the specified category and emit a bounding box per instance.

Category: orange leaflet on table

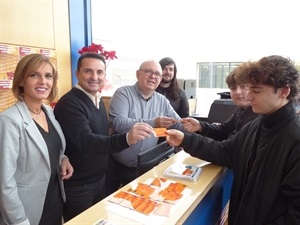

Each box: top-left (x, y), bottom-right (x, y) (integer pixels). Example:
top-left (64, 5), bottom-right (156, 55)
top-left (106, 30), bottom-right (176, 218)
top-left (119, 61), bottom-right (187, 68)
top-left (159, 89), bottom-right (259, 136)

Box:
top-left (153, 128), bottom-right (168, 137)
top-left (150, 177), bottom-right (168, 187)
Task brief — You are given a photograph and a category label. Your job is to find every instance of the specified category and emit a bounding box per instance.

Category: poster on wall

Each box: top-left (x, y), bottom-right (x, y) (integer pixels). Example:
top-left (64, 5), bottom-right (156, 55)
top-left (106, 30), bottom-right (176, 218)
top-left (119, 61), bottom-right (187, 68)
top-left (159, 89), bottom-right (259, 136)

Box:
top-left (19, 46), bottom-right (39, 58)
top-left (0, 43), bottom-right (57, 112)
top-left (40, 48), bottom-right (57, 71)
top-left (0, 44), bottom-right (18, 89)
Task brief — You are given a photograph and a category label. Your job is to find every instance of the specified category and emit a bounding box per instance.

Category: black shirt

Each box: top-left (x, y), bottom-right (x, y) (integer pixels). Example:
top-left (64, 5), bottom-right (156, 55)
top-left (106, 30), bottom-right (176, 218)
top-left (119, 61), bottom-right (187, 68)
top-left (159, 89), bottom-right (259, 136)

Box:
top-left (36, 114), bottom-right (63, 225)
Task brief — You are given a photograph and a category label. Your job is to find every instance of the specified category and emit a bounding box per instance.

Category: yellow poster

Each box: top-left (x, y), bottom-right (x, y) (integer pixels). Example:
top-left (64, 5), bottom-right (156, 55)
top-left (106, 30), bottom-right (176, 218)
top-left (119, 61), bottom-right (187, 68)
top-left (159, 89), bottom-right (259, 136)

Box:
top-left (0, 44), bottom-right (57, 112)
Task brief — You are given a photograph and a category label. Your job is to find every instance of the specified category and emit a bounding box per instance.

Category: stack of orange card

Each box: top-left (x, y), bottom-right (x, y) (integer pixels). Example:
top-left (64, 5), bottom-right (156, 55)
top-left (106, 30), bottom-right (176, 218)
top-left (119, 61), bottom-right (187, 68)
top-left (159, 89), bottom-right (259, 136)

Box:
top-left (108, 177), bottom-right (187, 217)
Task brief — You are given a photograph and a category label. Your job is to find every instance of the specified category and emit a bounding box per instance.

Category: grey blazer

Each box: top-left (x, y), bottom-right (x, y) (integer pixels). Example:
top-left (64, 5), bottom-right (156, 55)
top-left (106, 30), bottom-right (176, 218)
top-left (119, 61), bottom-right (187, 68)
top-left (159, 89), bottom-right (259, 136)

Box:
top-left (0, 101), bottom-right (66, 225)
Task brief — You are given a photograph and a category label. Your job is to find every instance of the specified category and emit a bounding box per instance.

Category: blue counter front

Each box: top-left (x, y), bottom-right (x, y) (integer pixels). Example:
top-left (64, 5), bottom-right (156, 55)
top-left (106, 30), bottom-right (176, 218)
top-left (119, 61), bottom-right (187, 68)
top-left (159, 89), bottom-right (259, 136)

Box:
top-left (184, 168), bottom-right (233, 225)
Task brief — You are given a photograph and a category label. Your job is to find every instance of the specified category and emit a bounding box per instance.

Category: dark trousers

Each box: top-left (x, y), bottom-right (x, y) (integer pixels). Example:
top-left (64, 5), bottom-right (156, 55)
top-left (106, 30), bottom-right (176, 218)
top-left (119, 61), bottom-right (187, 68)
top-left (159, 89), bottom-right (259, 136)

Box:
top-left (63, 176), bottom-right (105, 222)
top-left (105, 155), bottom-right (137, 196)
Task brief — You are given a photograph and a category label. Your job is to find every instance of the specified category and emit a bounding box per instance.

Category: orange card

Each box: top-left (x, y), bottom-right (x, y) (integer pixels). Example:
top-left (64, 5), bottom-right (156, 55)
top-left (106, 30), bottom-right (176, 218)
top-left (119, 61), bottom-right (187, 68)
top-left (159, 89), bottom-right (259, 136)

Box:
top-left (153, 128), bottom-right (168, 137)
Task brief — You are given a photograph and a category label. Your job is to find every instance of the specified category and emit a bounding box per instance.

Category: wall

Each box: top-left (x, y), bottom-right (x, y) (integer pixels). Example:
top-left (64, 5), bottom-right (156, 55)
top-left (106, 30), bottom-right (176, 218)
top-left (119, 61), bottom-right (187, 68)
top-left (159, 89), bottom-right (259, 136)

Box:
top-left (0, 0), bottom-right (72, 110)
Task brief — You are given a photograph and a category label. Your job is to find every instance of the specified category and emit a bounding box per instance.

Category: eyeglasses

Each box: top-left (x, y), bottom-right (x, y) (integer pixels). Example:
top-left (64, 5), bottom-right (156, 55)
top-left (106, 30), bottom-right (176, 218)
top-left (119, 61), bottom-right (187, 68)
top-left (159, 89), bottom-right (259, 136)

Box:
top-left (139, 69), bottom-right (162, 78)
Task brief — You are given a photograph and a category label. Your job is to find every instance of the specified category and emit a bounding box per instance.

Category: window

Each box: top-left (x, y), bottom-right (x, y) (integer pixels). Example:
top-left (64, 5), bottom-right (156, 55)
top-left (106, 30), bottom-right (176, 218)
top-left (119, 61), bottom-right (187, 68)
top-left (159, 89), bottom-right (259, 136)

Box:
top-left (197, 62), bottom-right (211, 88)
top-left (197, 62), bottom-right (242, 88)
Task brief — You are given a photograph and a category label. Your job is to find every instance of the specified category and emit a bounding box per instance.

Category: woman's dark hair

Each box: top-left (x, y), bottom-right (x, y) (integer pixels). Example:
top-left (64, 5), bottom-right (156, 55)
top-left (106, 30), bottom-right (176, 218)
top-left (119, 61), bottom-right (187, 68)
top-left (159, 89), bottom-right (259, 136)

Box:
top-left (159, 57), bottom-right (180, 100)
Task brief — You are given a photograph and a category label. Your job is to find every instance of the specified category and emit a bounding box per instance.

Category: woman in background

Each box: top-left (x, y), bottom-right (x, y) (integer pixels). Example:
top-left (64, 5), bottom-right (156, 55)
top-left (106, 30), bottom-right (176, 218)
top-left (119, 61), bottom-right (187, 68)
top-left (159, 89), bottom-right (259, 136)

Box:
top-left (0, 54), bottom-right (73, 225)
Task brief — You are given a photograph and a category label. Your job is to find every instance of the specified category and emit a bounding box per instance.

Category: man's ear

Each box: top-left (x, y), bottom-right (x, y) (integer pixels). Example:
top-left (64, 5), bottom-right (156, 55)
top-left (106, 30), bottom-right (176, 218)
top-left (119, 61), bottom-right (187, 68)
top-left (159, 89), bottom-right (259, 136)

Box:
top-left (280, 85), bottom-right (290, 98)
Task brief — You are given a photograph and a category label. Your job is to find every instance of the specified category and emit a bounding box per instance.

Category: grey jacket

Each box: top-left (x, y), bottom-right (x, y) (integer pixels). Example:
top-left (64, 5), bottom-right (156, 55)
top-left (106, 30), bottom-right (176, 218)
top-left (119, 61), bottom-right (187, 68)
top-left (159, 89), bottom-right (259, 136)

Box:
top-left (0, 102), bottom-right (66, 225)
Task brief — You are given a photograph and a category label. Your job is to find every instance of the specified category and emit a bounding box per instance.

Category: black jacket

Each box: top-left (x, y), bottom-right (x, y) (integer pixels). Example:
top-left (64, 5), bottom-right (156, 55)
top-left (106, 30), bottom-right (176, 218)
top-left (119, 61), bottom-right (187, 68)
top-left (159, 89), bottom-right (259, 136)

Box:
top-left (156, 86), bottom-right (189, 118)
top-left (200, 106), bottom-right (257, 141)
top-left (181, 101), bottom-right (300, 225)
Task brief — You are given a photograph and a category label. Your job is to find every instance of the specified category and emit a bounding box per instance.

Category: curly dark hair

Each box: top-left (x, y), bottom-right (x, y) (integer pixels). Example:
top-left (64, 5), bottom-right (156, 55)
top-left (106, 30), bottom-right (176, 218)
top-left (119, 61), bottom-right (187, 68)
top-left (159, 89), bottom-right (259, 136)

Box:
top-left (159, 57), bottom-right (180, 100)
top-left (236, 55), bottom-right (299, 100)
top-left (226, 61), bottom-right (256, 88)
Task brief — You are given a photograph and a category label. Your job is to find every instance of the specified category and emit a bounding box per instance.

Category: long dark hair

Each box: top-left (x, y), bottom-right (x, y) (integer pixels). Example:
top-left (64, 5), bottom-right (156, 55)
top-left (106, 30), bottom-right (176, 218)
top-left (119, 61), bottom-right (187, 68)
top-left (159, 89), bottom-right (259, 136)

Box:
top-left (159, 57), bottom-right (180, 100)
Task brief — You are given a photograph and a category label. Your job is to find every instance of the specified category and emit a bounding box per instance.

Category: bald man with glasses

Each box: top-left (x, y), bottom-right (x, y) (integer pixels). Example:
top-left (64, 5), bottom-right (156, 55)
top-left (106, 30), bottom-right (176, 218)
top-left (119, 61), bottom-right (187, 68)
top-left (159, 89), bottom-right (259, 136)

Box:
top-left (105, 59), bottom-right (184, 196)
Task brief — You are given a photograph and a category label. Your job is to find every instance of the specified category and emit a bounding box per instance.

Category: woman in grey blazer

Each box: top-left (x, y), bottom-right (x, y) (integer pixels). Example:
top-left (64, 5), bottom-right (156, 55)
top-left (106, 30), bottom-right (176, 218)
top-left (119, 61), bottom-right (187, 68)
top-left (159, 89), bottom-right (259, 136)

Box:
top-left (0, 54), bottom-right (73, 225)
